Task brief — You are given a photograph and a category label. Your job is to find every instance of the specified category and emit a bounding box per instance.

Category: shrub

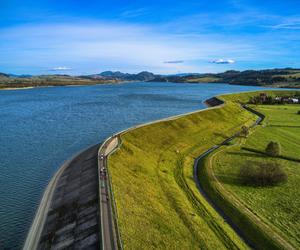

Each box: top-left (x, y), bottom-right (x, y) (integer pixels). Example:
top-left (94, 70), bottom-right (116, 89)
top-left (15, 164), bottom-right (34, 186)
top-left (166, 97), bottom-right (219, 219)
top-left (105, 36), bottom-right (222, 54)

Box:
top-left (297, 110), bottom-right (300, 115)
top-left (241, 126), bottom-right (249, 137)
top-left (265, 141), bottom-right (281, 157)
top-left (239, 161), bottom-right (287, 186)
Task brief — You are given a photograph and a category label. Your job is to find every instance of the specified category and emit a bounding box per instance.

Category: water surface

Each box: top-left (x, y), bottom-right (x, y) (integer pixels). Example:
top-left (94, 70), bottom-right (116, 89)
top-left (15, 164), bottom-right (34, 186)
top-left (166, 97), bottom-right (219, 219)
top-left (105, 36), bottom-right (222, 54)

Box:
top-left (0, 82), bottom-right (268, 249)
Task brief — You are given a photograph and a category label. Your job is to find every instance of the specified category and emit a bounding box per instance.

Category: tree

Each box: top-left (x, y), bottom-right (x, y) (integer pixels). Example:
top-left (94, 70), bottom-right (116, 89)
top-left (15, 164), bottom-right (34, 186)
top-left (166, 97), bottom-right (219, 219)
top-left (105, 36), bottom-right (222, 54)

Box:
top-left (240, 161), bottom-right (287, 186)
top-left (241, 126), bottom-right (249, 137)
top-left (265, 141), bottom-right (281, 157)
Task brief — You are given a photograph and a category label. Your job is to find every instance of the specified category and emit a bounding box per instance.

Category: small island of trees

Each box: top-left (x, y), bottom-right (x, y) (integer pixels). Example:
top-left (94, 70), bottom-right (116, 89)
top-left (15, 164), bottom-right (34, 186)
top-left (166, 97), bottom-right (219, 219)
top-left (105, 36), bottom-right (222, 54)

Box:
top-left (249, 93), bottom-right (300, 105)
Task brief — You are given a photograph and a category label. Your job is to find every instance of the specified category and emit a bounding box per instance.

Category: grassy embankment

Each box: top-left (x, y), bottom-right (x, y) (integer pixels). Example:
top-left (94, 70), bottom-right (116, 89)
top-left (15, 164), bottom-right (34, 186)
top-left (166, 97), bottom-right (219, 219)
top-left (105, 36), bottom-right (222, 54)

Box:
top-left (0, 74), bottom-right (118, 89)
top-left (186, 76), bottom-right (220, 83)
top-left (199, 91), bottom-right (300, 249)
top-left (108, 93), bottom-right (262, 249)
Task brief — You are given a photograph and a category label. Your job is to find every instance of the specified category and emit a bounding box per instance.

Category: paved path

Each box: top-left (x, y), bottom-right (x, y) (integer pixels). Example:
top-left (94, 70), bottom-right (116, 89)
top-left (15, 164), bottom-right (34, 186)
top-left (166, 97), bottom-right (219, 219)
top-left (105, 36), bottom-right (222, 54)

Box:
top-left (98, 136), bottom-right (120, 250)
top-left (193, 104), bottom-right (264, 248)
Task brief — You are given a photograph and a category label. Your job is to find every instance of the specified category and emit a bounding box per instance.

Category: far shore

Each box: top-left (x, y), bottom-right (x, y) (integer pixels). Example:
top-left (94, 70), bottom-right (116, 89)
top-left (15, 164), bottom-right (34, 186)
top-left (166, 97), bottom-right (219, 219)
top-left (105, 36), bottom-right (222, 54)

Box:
top-left (1, 80), bottom-right (299, 91)
top-left (1, 86), bottom-right (36, 91)
top-left (0, 80), bottom-right (141, 91)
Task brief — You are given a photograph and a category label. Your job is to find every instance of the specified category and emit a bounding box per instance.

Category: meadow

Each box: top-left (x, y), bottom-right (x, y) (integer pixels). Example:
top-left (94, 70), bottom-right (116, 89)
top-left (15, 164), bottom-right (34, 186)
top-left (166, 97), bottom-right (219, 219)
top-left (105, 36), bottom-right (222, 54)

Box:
top-left (108, 90), bottom-right (299, 249)
top-left (199, 98), bottom-right (300, 249)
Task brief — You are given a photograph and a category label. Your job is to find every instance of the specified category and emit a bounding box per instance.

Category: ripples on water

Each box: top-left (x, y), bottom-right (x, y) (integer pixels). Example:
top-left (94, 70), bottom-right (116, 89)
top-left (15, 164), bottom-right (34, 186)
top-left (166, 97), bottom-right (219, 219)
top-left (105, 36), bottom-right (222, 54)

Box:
top-left (0, 82), bottom-right (268, 249)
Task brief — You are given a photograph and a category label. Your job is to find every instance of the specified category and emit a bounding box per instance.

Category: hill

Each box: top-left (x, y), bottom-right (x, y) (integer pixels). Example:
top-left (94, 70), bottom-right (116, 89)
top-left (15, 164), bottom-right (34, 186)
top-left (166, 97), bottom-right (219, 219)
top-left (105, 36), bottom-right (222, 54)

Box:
top-left (150, 68), bottom-right (300, 88)
top-left (0, 71), bottom-right (157, 89)
top-left (1, 68), bottom-right (300, 89)
top-left (108, 90), bottom-right (299, 249)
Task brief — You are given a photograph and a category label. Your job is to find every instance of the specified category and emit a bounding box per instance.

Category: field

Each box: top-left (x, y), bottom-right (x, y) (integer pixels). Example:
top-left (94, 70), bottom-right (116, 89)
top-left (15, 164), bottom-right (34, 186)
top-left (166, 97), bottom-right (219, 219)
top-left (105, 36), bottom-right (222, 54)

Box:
top-left (186, 76), bottom-right (220, 83)
top-left (199, 101), bottom-right (300, 249)
top-left (108, 94), bottom-right (259, 249)
top-left (108, 90), bottom-right (299, 249)
top-left (0, 74), bottom-right (118, 89)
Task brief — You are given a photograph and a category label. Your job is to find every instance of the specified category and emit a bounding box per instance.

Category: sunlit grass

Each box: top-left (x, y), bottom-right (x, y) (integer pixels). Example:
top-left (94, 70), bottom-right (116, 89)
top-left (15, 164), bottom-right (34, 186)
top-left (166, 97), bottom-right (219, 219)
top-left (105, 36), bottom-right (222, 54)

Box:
top-left (204, 102), bottom-right (300, 249)
top-left (109, 96), bottom-right (257, 249)
top-left (109, 90), bottom-right (299, 249)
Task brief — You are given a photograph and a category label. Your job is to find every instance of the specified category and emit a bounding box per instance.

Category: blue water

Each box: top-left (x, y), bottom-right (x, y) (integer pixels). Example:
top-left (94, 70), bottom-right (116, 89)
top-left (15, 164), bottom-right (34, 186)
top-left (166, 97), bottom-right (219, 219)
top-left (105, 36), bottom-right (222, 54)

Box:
top-left (0, 82), bottom-right (268, 249)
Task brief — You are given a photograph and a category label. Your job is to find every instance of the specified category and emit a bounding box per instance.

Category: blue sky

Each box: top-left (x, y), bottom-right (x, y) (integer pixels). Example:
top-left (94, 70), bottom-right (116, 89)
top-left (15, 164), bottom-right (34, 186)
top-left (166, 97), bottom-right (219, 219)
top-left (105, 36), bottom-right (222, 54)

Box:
top-left (1, 0), bottom-right (300, 75)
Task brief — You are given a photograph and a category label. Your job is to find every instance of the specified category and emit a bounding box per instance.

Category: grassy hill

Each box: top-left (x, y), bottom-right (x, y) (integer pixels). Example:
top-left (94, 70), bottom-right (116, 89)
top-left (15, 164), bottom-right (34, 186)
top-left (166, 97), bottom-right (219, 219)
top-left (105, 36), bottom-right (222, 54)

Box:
top-left (0, 74), bottom-right (118, 89)
top-left (108, 90), bottom-right (299, 249)
top-left (108, 94), bottom-right (258, 249)
top-left (0, 71), bottom-right (156, 89)
top-left (150, 69), bottom-right (300, 88)
top-left (1, 68), bottom-right (300, 89)
top-left (199, 102), bottom-right (300, 249)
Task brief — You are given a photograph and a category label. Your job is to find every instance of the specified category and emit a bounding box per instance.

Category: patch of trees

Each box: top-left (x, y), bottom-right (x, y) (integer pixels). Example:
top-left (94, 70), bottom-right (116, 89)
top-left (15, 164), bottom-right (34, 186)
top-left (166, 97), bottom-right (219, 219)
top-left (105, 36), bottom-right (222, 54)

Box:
top-left (248, 93), bottom-right (300, 105)
top-left (239, 161), bottom-right (287, 186)
top-left (240, 126), bottom-right (249, 137)
top-left (147, 68), bottom-right (300, 87)
top-left (265, 141), bottom-right (281, 157)
top-left (216, 69), bottom-right (300, 86)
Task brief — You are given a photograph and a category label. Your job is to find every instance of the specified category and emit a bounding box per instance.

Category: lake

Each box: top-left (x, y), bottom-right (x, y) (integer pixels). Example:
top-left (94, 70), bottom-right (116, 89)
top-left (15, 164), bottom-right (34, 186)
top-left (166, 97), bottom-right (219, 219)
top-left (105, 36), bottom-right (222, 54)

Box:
top-left (0, 82), bottom-right (269, 249)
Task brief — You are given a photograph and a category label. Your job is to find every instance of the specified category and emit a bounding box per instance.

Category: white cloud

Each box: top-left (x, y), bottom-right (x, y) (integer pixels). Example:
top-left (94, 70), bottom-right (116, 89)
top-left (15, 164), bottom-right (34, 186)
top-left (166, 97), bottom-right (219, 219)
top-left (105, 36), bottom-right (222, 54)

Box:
top-left (164, 60), bottom-right (184, 64)
top-left (210, 59), bottom-right (235, 64)
top-left (269, 19), bottom-right (300, 30)
top-left (51, 66), bottom-right (72, 71)
top-left (1, 20), bottom-right (293, 74)
top-left (121, 8), bottom-right (149, 18)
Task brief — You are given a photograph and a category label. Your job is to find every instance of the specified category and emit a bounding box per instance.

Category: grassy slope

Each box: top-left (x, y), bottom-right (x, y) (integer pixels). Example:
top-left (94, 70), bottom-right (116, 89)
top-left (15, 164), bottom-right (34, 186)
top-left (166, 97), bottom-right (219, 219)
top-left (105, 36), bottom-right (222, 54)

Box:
top-left (199, 95), bottom-right (300, 249)
top-left (109, 97), bottom-right (258, 249)
top-left (0, 75), bottom-right (117, 89)
top-left (186, 76), bottom-right (220, 83)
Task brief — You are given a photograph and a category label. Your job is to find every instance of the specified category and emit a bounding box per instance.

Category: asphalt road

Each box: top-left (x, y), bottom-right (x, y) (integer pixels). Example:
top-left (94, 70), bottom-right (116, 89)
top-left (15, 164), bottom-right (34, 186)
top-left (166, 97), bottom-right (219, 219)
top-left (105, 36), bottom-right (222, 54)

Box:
top-left (98, 136), bottom-right (120, 250)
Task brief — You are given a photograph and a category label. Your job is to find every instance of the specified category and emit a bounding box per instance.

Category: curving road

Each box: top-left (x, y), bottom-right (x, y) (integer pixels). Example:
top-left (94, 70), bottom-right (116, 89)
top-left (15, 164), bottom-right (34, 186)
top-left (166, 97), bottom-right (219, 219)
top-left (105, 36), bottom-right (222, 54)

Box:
top-left (193, 103), bottom-right (264, 248)
top-left (98, 136), bottom-right (120, 250)
top-left (24, 98), bottom-right (265, 250)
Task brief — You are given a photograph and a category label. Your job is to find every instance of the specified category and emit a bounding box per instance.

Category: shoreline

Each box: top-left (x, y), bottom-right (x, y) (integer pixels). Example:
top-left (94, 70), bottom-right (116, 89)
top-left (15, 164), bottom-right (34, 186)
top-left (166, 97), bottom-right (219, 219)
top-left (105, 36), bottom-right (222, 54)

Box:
top-left (23, 93), bottom-right (226, 249)
top-left (1, 86), bottom-right (35, 91)
top-left (24, 89), bottom-right (297, 248)
top-left (1, 80), bottom-right (297, 91)
top-left (0, 80), bottom-right (140, 91)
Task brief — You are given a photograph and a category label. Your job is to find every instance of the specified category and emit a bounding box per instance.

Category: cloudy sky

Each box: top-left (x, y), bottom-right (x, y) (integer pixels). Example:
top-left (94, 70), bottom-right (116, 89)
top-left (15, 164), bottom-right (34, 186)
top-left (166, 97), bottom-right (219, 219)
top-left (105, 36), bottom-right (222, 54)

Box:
top-left (0, 0), bottom-right (300, 75)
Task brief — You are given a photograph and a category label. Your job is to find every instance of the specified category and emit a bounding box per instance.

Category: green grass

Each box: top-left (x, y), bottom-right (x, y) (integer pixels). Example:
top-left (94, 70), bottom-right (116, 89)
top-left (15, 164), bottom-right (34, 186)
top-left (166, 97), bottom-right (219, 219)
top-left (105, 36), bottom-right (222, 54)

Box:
top-left (108, 94), bottom-right (259, 249)
top-left (201, 102), bottom-right (300, 249)
top-left (186, 76), bottom-right (220, 83)
top-left (108, 90), bottom-right (299, 249)
top-left (273, 72), bottom-right (300, 79)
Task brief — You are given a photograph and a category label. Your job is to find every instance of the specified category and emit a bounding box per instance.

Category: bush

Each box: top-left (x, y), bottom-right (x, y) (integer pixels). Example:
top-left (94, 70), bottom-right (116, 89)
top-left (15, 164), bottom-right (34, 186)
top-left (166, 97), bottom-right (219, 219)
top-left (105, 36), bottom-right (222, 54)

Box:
top-left (240, 126), bottom-right (249, 137)
top-left (297, 110), bottom-right (300, 115)
top-left (239, 161), bottom-right (287, 186)
top-left (265, 141), bottom-right (281, 157)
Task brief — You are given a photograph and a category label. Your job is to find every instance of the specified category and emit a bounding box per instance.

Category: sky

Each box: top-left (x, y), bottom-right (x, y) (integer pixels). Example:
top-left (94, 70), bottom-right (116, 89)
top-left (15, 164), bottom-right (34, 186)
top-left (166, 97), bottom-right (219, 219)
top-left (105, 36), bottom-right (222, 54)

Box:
top-left (0, 0), bottom-right (300, 75)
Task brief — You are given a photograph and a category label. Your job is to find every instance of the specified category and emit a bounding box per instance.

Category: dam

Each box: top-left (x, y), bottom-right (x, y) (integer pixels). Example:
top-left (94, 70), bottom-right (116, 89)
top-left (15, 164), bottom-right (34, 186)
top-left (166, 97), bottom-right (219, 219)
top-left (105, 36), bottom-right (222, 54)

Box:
top-left (24, 144), bottom-right (101, 249)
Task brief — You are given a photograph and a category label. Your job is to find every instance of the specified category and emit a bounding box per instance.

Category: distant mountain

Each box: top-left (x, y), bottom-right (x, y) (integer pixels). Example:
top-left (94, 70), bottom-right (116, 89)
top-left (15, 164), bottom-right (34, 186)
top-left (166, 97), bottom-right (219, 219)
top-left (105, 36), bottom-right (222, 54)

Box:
top-left (0, 72), bottom-right (10, 77)
top-left (148, 68), bottom-right (300, 88)
top-left (135, 71), bottom-right (156, 81)
top-left (99, 71), bottom-right (129, 78)
top-left (8, 74), bottom-right (32, 78)
top-left (87, 71), bottom-right (156, 82)
top-left (165, 73), bottom-right (202, 77)
top-left (1, 68), bottom-right (300, 89)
